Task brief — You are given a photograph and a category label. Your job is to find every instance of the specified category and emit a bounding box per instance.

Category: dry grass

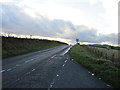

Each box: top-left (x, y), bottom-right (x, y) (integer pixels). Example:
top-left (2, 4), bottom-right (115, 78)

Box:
top-left (2, 36), bottom-right (67, 58)
top-left (70, 45), bottom-right (120, 88)
top-left (83, 45), bottom-right (120, 65)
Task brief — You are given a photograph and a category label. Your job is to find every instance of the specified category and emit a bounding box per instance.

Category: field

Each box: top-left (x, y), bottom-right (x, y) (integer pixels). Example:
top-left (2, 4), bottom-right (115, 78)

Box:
top-left (70, 45), bottom-right (120, 88)
top-left (2, 36), bottom-right (67, 58)
top-left (83, 45), bottom-right (120, 65)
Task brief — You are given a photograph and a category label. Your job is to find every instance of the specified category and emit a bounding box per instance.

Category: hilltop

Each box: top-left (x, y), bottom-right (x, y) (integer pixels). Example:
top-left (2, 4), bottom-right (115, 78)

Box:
top-left (2, 36), bottom-right (67, 58)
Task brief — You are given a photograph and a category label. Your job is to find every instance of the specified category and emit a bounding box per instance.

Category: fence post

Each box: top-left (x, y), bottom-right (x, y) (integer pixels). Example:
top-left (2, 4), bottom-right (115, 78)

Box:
top-left (100, 52), bottom-right (103, 57)
top-left (97, 50), bottom-right (99, 56)
top-left (112, 54), bottom-right (115, 62)
top-left (105, 53), bottom-right (108, 59)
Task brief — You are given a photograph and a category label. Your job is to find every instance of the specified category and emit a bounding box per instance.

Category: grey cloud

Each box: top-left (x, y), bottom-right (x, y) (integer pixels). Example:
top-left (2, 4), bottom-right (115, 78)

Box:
top-left (98, 33), bottom-right (118, 45)
top-left (1, 4), bottom-right (55, 36)
top-left (1, 4), bottom-right (118, 45)
top-left (74, 26), bottom-right (98, 43)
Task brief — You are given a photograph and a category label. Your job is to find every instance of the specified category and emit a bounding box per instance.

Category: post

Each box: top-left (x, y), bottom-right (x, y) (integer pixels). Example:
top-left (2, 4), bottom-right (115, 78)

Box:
top-left (105, 53), bottom-right (108, 59)
top-left (112, 54), bottom-right (115, 62)
top-left (76, 39), bottom-right (80, 45)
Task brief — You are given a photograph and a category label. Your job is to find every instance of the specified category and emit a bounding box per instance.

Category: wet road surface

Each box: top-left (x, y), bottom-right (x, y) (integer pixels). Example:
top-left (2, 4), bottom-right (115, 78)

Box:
top-left (2, 45), bottom-right (111, 88)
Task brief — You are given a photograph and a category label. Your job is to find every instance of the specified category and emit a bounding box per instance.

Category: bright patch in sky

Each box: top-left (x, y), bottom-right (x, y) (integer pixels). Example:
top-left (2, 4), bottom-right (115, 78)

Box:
top-left (13, 0), bottom-right (118, 34)
top-left (1, 0), bottom-right (119, 45)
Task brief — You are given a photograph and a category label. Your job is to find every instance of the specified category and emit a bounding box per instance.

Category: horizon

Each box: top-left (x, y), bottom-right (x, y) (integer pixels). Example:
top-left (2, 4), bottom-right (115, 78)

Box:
top-left (1, 32), bottom-right (119, 47)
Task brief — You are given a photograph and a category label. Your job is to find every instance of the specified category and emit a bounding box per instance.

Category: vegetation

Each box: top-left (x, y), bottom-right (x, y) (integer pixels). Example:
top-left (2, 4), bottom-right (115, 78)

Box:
top-left (2, 36), bottom-right (67, 58)
top-left (83, 45), bottom-right (120, 65)
top-left (70, 45), bottom-right (120, 88)
top-left (90, 44), bottom-right (120, 50)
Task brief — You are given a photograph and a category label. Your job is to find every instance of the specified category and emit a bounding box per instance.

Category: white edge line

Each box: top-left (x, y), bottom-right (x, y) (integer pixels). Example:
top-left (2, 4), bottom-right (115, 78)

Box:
top-left (0, 70), bottom-right (5, 73)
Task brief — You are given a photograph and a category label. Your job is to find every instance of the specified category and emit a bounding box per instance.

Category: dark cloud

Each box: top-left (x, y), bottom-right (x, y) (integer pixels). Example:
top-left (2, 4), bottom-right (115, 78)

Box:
top-left (75, 26), bottom-right (98, 43)
top-left (1, 4), bottom-right (118, 45)
top-left (98, 33), bottom-right (118, 44)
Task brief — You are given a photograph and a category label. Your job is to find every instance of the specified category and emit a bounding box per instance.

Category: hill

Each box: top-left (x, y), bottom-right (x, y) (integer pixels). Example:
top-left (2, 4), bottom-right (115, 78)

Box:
top-left (89, 44), bottom-right (120, 50)
top-left (2, 36), bottom-right (67, 58)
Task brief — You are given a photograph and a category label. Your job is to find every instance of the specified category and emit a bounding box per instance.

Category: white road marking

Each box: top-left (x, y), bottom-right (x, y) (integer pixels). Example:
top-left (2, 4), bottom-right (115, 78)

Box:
top-left (51, 82), bottom-right (55, 85)
top-left (24, 58), bottom-right (36, 63)
top-left (51, 55), bottom-right (56, 58)
top-left (0, 70), bottom-right (5, 73)
top-left (107, 84), bottom-right (111, 87)
top-left (16, 78), bottom-right (20, 81)
top-left (7, 67), bottom-right (16, 71)
top-left (25, 60), bottom-right (30, 63)
top-left (50, 84), bottom-right (53, 88)
top-left (31, 69), bottom-right (35, 71)
top-left (56, 74), bottom-right (59, 77)
top-left (62, 64), bottom-right (65, 67)
top-left (61, 46), bottom-right (72, 55)
top-left (3, 57), bottom-right (38, 73)
top-left (26, 72), bottom-right (31, 74)
top-left (49, 81), bottom-right (55, 88)
top-left (88, 71), bottom-right (91, 74)
top-left (65, 60), bottom-right (67, 63)
top-left (7, 68), bottom-right (12, 71)
top-left (16, 64), bottom-right (21, 67)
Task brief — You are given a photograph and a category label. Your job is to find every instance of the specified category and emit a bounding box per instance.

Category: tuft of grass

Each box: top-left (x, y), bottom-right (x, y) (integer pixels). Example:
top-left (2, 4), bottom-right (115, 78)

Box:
top-left (2, 36), bottom-right (67, 58)
top-left (70, 45), bottom-right (120, 88)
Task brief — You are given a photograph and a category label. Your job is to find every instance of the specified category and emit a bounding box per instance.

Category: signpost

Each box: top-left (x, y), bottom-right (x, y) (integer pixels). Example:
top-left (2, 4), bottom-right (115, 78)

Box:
top-left (76, 39), bottom-right (80, 45)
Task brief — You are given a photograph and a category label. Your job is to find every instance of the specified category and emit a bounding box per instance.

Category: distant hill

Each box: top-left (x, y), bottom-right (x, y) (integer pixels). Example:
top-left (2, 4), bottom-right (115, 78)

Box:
top-left (2, 36), bottom-right (68, 58)
top-left (87, 44), bottom-right (120, 50)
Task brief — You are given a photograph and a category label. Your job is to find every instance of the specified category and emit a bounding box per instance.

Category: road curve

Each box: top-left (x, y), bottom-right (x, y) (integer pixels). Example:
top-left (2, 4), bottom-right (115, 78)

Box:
top-left (2, 45), bottom-right (111, 88)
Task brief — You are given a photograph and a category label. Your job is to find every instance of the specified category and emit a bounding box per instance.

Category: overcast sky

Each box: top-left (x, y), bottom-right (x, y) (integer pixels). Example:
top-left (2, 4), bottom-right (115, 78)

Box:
top-left (0, 0), bottom-right (119, 45)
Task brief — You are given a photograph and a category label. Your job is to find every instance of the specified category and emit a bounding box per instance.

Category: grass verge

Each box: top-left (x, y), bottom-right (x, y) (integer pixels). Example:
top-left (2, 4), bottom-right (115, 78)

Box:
top-left (2, 36), bottom-right (67, 58)
top-left (70, 45), bottom-right (120, 88)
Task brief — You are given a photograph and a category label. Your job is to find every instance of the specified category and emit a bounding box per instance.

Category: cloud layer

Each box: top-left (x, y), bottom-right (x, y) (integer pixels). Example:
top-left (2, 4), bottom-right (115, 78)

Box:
top-left (1, 4), bottom-right (118, 45)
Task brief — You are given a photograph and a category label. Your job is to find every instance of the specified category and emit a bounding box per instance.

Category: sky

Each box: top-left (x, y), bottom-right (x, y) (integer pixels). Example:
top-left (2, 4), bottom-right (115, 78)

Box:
top-left (0, 0), bottom-right (119, 45)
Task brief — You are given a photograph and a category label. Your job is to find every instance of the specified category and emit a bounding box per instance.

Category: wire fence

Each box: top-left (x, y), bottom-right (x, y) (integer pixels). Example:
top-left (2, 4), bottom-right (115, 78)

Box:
top-left (83, 45), bottom-right (120, 64)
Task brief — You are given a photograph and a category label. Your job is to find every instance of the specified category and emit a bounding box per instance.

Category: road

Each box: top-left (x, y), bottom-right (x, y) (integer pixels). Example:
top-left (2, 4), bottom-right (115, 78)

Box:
top-left (2, 45), bottom-right (112, 88)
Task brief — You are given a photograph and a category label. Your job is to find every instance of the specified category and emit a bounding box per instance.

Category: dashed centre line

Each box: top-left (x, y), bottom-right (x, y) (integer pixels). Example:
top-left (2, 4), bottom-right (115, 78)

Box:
top-left (72, 59), bottom-right (74, 61)
top-left (16, 64), bottom-right (21, 67)
top-left (6, 67), bottom-right (16, 71)
top-left (99, 78), bottom-right (101, 80)
top-left (26, 72), bottom-right (31, 75)
top-left (25, 59), bottom-right (34, 63)
top-left (65, 60), bottom-right (67, 63)
top-left (3, 57), bottom-right (40, 73)
top-left (56, 74), bottom-right (59, 77)
top-left (51, 55), bottom-right (56, 58)
top-left (7, 68), bottom-right (12, 71)
top-left (31, 69), bottom-right (35, 72)
top-left (107, 84), bottom-right (111, 87)
top-left (62, 64), bottom-right (65, 67)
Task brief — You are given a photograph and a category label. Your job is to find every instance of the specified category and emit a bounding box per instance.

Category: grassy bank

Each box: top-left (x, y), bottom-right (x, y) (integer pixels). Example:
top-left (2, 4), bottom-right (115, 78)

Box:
top-left (83, 45), bottom-right (120, 65)
top-left (2, 36), bottom-right (67, 58)
top-left (70, 45), bottom-right (120, 88)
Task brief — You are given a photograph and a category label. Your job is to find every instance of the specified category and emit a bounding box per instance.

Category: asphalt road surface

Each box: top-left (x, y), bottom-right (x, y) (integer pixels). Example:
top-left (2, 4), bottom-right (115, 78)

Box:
top-left (2, 45), bottom-right (112, 88)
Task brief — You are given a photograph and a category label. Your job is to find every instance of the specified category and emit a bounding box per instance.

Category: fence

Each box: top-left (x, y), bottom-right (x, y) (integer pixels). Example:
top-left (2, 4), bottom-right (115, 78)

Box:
top-left (83, 45), bottom-right (120, 64)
